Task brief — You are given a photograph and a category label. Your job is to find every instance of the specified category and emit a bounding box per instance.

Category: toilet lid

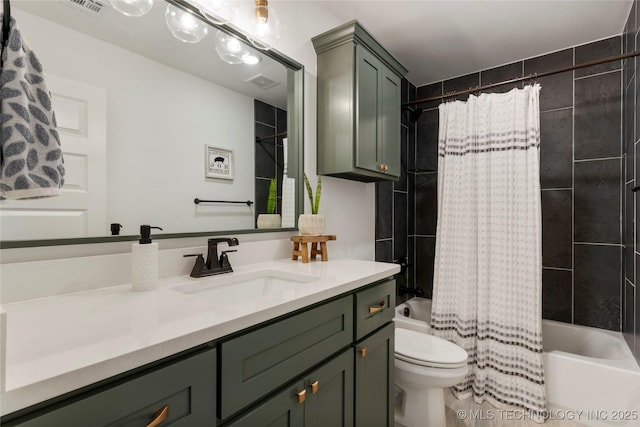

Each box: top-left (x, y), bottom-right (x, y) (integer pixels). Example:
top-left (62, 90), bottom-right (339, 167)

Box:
top-left (395, 328), bottom-right (468, 368)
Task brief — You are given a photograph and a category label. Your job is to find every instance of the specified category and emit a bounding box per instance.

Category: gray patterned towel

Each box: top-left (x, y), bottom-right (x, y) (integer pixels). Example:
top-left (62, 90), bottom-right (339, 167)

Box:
top-left (0, 16), bottom-right (64, 199)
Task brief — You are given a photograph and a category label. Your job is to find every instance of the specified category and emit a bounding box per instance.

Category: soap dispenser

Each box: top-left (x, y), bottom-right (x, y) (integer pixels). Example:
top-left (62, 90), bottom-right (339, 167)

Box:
top-left (131, 225), bottom-right (163, 292)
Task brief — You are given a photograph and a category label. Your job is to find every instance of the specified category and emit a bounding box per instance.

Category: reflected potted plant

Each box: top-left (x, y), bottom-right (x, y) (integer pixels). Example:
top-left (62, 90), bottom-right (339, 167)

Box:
top-left (298, 174), bottom-right (324, 235)
top-left (257, 178), bottom-right (282, 229)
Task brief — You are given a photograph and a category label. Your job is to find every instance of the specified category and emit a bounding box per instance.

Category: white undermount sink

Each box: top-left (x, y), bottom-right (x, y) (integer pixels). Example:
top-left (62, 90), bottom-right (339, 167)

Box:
top-left (172, 270), bottom-right (320, 302)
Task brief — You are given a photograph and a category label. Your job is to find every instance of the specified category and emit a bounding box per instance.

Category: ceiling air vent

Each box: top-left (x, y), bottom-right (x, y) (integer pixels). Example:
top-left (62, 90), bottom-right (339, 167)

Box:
top-left (246, 74), bottom-right (280, 90)
top-left (67, 0), bottom-right (105, 14)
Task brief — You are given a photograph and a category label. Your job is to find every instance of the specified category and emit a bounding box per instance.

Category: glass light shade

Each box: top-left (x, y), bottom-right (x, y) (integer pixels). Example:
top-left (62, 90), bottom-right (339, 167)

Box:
top-left (214, 31), bottom-right (250, 64)
top-left (109, 0), bottom-right (153, 17)
top-left (246, 4), bottom-right (281, 50)
top-left (165, 4), bottom-right (208, 43)
top-left (193, 0), bottom-right (237, 25)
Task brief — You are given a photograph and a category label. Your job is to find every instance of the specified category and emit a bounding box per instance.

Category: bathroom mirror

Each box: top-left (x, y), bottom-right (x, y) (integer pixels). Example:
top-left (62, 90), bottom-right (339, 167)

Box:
top-left (0, 0), bottom-right (303, 248)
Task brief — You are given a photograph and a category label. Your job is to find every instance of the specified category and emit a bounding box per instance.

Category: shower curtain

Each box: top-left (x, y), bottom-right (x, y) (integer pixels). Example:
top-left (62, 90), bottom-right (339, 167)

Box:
top-left (430, 84), bottom-right (547, 420)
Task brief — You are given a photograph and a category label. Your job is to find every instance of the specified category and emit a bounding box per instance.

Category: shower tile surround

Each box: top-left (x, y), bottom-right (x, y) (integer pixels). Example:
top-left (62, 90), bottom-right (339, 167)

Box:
top-left (254, 100), bottom-right (287, 225)
top-left (376, 36), bottom-right (631, 345)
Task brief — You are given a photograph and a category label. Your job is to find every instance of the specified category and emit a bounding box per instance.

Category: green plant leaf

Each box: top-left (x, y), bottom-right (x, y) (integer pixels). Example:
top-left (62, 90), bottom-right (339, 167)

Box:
top-left (304, 173), bottom-right (322, 214)
top-left (267, 178), bottom-right (277, 214)
top-left (314, 176), bottom-right (321, 214)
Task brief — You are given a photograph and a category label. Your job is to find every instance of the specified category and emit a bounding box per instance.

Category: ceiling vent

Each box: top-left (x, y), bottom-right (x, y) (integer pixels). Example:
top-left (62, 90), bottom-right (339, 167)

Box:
top-left (246, 74), bottom-right (280, 90)
top-left (67, 0), bottom-right (105, 15)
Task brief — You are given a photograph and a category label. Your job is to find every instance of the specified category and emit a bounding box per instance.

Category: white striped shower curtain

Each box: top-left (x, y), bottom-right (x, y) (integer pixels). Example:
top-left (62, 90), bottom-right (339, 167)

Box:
top-left (430, 84), bottom-right (547, 421)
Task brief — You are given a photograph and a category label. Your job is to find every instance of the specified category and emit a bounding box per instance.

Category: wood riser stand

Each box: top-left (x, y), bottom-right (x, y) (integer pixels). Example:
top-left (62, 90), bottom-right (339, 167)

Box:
top-left (290, 235), bottom-right (336, 263)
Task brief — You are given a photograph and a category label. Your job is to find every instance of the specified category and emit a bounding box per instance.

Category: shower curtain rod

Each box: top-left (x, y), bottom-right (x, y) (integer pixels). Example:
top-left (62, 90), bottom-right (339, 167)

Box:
top-left (403, 50), bottom-right (640, 108)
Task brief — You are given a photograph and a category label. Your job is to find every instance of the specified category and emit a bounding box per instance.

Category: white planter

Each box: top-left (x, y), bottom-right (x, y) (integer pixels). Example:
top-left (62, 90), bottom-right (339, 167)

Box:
top-left (257, 214), bottom-right (282, 229)
top-left (298, 214), bottom-right (325, 236)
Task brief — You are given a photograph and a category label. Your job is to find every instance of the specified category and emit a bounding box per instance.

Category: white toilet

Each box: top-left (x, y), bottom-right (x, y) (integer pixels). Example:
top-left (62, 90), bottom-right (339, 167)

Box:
top-left (394, 327), bottom-right (469, 427)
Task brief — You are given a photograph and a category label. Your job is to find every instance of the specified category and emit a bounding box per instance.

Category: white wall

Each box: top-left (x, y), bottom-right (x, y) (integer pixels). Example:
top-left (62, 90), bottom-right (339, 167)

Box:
top-left (0, 3), bottom-right (376, 300)
top-left (15, 9), bottom-right (256, 235)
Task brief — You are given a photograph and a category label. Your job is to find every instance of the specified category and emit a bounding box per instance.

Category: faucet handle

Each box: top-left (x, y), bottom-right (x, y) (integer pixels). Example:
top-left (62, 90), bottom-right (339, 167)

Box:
top-left (184, 254), bottom-right (206, 278)
top-left (183, 253), bottom-right (203, 258)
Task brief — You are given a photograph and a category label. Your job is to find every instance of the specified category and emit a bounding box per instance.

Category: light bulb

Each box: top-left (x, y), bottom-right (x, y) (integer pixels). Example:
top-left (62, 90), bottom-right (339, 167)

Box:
top-left (243, 54), bottom-right (261, 65)
top-left (215, 31), bottom-right (250, 64)
top-left (109, 0), bottom-right (153, 17)
top-left (165, 4), bottom-right (208, 43)
top-left (193, 0), bottom-right (237, 25)
top-left (246, 2), bottom-right (281, 50)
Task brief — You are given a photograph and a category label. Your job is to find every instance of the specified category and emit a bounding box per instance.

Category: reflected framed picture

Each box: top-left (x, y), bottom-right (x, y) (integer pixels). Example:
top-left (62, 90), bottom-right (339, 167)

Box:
top-left (205, 145), bottom-right (234, 180)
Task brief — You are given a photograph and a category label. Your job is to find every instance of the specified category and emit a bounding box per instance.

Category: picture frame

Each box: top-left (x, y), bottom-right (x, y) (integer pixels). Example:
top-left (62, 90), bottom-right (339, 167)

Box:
top-left (205, 145), bottom-right (234, 180)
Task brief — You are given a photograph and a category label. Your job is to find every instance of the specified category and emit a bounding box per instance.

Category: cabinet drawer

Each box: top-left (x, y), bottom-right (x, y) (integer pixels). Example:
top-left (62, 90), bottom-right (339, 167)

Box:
top-left (355, 279), bottom-right (395, 340)
top-left (12, 348), bottom-right (216, 427)
top-left (219, 296), bottom-right (353, 420)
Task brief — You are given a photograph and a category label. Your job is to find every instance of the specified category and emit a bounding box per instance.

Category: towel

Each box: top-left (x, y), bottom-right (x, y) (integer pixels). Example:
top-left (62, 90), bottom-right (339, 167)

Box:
top-left (0, 16), bottom-right (64, 199)
top-left (281, 138), bottom-right (295, 227)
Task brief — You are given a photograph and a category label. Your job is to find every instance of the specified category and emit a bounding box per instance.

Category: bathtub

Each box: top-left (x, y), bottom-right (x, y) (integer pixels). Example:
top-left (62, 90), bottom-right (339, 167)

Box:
top-left (394, 298), bottom-right (640, 426)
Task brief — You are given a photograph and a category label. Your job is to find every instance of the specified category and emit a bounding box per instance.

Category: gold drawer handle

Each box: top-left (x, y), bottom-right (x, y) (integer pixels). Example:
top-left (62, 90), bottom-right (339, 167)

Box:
top-left (146, 405), bottom-right (169, 427)
top-left (297, 389), bottom-right (307, 404)
top-left (359, 347), bottom-right (367, 358)
top-left (368, 300), bottom-right (386, 314)
top-left (310, 380), bottom-right (319, 394)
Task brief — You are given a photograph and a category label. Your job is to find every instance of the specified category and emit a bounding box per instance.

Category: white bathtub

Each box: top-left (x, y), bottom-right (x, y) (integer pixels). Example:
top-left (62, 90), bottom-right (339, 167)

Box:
top-left (395, 298), bottom-right (640, 426)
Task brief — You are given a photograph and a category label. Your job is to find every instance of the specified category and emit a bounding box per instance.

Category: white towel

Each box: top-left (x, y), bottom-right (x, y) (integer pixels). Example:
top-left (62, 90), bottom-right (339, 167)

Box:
top-left (0, 16), bottom-right (64, 199)
top-left (281, 138), bottom-right (295, 227)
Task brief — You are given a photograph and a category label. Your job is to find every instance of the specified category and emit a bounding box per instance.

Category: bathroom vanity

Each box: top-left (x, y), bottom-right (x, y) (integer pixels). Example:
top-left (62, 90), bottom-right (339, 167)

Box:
top-left (0, 259), bottom-right (399, 426)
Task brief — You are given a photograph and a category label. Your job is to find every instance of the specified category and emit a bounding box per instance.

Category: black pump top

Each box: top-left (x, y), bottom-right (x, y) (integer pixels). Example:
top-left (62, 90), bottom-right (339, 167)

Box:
top-left (139, 225), bottom-right (163, 244)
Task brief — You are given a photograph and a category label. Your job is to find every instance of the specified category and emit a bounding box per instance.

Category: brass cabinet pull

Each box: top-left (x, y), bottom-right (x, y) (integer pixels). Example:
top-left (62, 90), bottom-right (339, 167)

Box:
top-left (297, 389), bottom-right (307, 404)
top-left (146, 405), bottom-right (169, 427)
top-left (369, 300), bottom-right (386, 314)
top-left (310, 380), bottom-right (319, 394)
top-left (359, 347), bottom-right (367, 358)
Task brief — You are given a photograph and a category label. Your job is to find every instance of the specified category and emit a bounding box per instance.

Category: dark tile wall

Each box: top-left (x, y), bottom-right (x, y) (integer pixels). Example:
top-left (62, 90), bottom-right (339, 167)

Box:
top-left (254, 100), bottom-right (286, 224)
top-left (622, 0), bottom-right (639, 365)
top-left (377, 36), bottom-right (625, 335)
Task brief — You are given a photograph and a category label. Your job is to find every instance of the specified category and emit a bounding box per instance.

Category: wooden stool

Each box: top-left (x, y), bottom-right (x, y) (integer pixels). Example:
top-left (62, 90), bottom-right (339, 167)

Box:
top-left (290, 235), bottom-right (336, 263)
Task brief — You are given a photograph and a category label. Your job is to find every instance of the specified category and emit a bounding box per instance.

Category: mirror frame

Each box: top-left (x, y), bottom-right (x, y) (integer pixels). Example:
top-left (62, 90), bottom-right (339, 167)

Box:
top-left (0, 0), bottom-right (304, 249)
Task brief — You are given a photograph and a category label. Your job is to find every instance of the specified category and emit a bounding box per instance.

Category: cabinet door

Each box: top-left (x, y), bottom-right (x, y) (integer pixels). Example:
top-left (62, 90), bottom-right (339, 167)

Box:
top-left (8, 349), bottom-right (216, 427)
top-left (380, 68), bottom-right (401, 178)
top-left (355, 323), bottom-right (394, 427)
top-left (304, 349), bottom-right (354, 427)
top-left (224, 381), bottom-right (305, 427)
top-left (355, 45), bottom-right (382, 174)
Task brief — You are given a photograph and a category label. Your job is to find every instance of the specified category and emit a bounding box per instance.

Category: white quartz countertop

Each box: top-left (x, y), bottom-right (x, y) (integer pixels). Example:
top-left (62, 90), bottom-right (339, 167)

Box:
top-left (0, 258), bottom-right (399, 415)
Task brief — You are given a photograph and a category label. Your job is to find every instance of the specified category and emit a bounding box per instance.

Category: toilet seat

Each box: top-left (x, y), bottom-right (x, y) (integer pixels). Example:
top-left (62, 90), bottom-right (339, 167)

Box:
top-left (395, 328), bottom-right (468, 369)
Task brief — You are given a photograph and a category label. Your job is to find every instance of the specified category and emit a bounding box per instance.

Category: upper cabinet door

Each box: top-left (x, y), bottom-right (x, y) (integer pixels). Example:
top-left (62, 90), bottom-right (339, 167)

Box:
top-left (312, 20), bottom-right (408, 182)
top-left (355, 46), bottom-right (382, 174)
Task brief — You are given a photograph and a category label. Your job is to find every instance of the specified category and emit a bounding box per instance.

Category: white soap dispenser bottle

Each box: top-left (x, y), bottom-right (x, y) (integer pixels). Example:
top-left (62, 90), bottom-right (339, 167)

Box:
top-left (131, 224), bottom-right (163, 292)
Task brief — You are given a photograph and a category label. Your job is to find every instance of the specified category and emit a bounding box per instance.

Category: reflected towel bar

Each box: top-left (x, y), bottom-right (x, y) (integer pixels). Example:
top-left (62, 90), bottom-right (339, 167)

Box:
top-left (194, 198), bottom-right (253, 206)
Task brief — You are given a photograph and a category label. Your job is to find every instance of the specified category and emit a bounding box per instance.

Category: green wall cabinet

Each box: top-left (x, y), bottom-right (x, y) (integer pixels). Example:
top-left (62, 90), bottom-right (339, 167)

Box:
top-left (312, 20), bottom-right (408, 182)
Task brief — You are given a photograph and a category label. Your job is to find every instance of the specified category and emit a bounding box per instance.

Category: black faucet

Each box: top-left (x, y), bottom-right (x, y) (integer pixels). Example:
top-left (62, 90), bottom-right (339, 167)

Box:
top-left (184, 237), bottom-right (239, 278)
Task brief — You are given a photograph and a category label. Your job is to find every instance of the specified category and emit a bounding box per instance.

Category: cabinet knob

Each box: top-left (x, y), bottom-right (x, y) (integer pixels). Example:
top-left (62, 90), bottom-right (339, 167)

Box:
top-left (297, 389), bottom-right (307, 404)
top-left (368, 300), bottom-right (386, 314)
top-left (310, 380), bottom-right (319, 394)
top-left (378, 164), bottom-right (384, 171)
top-left (359, 347), bottom-right (367, 358)
top-left (384, 164), bottom-right (389, 171)
top-left (146, 405), bottom-right (169, 427)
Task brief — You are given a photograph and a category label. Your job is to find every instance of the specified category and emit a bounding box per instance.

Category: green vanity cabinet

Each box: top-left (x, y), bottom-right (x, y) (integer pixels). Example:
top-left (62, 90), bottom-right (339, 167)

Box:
top-left (218, 296), bottom-right (353, 420)
top-left (355, 323), bottom-right (395, 427)
top-left (312, 20), bottom-right (408, 182)
top-left (225, 349), bottom-right (354, 427)
top-left (3, 347), bottom-right (217, 427)
top-left (2, 276), bottom-right (397, 427)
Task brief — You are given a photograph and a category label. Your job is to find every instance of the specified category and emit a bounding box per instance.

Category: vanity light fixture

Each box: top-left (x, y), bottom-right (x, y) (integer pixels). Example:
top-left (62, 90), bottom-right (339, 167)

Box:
top-left (214, 30), bottom-right (250, 64)
top-left (109, 0), bottom-right (153, 17)
top-left (193, 0), bottom-right (237, 25)
top-left (245, 0), bottom-right (281, 50)
top-left (165, 4), bottom-right (209, 43)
